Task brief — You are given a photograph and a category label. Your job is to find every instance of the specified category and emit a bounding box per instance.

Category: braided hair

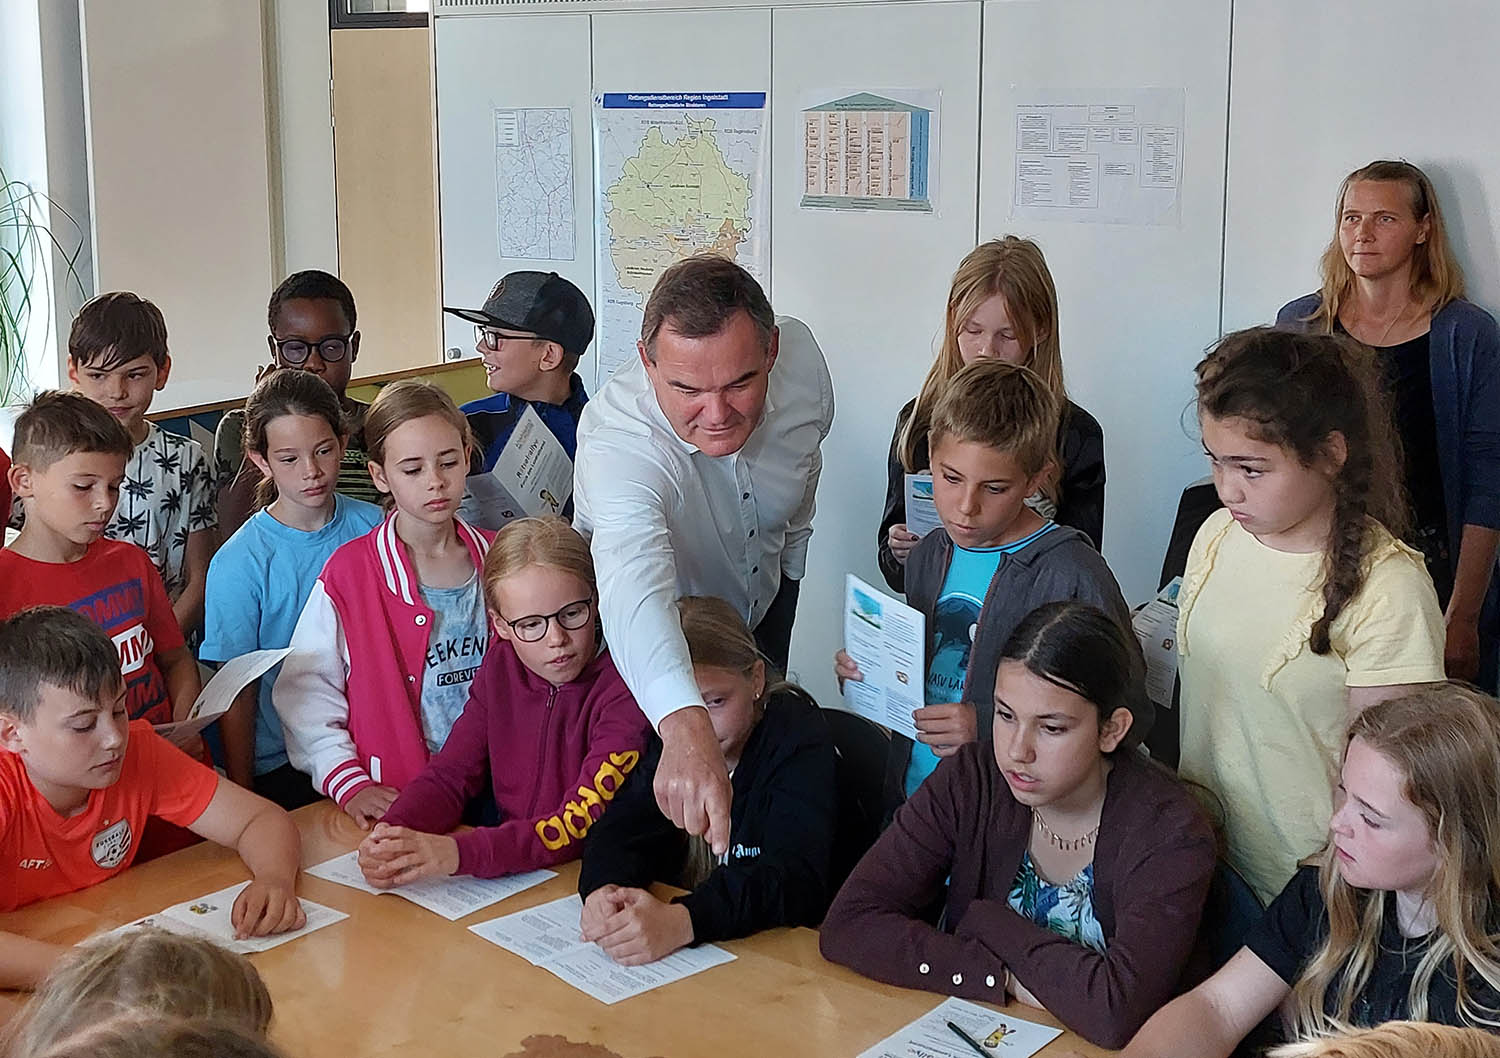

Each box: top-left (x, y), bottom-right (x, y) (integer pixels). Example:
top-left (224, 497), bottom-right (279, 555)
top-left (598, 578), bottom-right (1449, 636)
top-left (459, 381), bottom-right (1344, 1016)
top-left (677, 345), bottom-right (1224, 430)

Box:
top-left (1195, 327), bottom-right (1407, 654)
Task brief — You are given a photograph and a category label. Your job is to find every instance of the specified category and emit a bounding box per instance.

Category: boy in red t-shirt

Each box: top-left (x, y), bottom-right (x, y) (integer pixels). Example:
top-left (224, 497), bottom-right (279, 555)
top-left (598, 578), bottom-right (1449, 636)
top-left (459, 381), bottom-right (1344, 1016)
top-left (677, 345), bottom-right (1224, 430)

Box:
top-left (0, 607), bottom-right (306, 989)
top-left (0, 391), bottom-right (199, 729)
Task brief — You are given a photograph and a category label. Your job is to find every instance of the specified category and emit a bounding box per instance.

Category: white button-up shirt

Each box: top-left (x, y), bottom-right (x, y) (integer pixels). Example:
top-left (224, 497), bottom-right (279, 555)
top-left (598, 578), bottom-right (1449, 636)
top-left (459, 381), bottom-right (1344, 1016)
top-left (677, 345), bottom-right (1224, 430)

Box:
top-left (574, 315), bottom-right (835, 727)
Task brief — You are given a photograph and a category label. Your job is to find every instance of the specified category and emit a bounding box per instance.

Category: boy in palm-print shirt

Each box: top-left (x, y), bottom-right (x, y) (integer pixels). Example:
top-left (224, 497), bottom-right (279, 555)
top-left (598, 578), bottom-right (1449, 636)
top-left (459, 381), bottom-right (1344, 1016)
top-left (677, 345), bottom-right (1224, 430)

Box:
top-left (66, 293), bottom-right (217, 638)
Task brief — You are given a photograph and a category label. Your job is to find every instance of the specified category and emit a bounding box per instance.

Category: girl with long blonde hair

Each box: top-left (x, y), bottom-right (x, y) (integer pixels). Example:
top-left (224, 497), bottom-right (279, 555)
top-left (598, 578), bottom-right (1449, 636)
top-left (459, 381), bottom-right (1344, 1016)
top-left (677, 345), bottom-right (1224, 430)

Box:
top-left (578, 595), bottom-right (839, 966)
top-left (356, 515), bottom-right (648, 886)
top-left (877, 236), bottom-right (1105, 590)
top-left (1277, 160), bottom-right (1500, 690)
top-left (1108, 683), bottom-right (1500, 1057)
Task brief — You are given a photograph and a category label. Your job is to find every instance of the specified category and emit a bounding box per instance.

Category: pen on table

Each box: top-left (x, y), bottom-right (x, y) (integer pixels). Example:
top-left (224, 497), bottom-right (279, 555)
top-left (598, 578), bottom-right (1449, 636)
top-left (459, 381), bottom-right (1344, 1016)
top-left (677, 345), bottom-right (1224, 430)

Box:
top-left (946, 1020), bottom-right (990, 1058)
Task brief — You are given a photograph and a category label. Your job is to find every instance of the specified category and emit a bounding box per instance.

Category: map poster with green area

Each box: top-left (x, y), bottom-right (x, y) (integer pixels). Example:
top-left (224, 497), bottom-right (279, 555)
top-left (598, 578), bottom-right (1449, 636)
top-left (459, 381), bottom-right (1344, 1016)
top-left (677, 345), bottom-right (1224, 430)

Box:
top-left (593, 92), bottom-right (768, 384)
top-left (800, 91), bottom-right (939, 213)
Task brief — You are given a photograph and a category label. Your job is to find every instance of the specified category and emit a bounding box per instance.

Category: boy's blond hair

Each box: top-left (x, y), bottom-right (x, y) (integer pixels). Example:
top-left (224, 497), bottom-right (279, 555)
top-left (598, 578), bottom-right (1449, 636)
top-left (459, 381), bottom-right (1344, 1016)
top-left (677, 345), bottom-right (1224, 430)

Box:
top-left (11, 391), bottom-right (133, 473)
top-left (2, 927), bottom-right (272, 1056)
top-left (928, 359), bottom-right (1060, 483)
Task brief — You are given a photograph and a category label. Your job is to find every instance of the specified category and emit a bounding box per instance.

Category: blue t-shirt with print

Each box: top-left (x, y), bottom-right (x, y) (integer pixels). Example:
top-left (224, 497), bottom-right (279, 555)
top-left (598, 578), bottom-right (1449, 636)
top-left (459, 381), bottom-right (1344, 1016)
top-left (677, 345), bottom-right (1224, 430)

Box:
top-left (905, 522), bottom-right (1058, 797)
top-left (202, 494), bottom-right (383, 775)
top-left (417, 572), bottom-right (488, 753)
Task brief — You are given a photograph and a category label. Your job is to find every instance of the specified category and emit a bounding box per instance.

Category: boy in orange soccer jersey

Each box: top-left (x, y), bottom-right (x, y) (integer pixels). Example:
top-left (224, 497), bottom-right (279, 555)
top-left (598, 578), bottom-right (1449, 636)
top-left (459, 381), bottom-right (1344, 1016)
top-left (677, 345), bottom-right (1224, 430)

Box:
top-left (0, 607), bottom-right (304, 989)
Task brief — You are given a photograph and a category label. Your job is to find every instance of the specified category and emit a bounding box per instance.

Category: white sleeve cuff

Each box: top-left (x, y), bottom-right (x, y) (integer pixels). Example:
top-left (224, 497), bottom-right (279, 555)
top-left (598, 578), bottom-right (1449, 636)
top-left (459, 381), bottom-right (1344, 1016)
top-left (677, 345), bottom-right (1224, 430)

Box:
top-left (637, 667), bottom-right (706, 731)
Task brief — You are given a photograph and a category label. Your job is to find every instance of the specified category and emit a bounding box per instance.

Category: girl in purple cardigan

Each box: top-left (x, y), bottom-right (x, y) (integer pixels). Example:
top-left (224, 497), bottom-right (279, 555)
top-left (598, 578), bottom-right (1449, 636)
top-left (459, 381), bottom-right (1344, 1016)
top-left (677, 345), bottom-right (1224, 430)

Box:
top-left (820, 601), bottom-right (1216, 1049)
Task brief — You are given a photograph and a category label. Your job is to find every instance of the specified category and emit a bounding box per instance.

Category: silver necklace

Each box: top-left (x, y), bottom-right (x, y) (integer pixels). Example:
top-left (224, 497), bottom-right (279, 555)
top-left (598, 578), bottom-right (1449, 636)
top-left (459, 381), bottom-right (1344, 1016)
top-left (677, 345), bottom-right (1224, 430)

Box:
top-left (1032, 809), bottom-right (1100, 853)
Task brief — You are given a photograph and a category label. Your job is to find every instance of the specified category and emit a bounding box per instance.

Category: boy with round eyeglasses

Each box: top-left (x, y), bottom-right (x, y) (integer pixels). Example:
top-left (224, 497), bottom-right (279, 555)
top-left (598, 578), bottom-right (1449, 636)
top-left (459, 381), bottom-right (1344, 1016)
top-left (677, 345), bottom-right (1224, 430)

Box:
top-left (213, 271), bottom-right (383, 537)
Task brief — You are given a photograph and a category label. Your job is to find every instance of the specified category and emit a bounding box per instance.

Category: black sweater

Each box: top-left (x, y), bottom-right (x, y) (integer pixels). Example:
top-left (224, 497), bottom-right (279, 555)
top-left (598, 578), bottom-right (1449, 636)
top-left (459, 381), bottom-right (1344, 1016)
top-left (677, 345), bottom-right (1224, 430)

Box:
top-left (876, 397), bottom-right (1107, 592)
top-left (577, 691), bottom-right (839, 943)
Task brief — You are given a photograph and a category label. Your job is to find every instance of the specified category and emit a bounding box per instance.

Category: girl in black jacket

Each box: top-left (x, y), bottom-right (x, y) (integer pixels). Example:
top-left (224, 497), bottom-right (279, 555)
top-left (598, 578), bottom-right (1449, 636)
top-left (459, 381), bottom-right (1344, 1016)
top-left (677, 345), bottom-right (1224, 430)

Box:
top-left (578, 596), bottom-right (839, 965)
top-left (877, 236), bottom-right (1106, 591)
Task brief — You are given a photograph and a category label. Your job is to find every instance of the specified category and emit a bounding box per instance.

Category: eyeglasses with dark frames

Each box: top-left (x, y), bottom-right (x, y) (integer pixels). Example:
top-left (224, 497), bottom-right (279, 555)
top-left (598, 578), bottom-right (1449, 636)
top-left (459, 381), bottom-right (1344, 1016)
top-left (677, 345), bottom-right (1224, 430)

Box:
top-left (274, 333), bottom-right (354, 365)
top-left (497, 597), bottom-right (593, 643)
top-left (474, 324), bottom-right (539, 352)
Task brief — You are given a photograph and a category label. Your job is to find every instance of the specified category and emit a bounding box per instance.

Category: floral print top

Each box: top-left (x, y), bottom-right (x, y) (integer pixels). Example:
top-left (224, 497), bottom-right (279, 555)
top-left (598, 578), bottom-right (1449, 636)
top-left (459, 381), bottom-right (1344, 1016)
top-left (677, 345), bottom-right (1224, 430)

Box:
top-left (1007, 850), bottom-right (1107, 953)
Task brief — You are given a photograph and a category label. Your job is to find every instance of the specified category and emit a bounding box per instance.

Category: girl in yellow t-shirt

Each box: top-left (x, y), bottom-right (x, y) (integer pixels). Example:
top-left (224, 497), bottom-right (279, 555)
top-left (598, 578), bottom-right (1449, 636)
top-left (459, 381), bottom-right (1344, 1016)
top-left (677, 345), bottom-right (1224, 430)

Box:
top-left (1176, 327), bottom-right (1444, 904)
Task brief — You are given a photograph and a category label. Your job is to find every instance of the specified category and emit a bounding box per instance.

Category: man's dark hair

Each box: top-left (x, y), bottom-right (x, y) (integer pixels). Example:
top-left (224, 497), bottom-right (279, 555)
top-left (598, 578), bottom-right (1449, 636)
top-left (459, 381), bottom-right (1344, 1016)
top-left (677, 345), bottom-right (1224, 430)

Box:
top-left (0, 606), bottom-right (123, 723)
top-left (12, 391), bottom-right (134, 472)
top-left (68, 292), bottom-right (169, 370)
top-left (640, 255), bottom-right (773, 362)
top-left (267, 270), bottom-right (357, 333)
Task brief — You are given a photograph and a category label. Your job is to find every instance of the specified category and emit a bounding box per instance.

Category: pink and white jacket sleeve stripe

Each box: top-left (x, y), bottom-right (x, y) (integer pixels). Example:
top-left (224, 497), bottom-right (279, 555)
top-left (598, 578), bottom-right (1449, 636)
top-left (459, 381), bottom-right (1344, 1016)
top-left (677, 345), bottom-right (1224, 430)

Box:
top-left (272, 579), bottom-right (371, 806)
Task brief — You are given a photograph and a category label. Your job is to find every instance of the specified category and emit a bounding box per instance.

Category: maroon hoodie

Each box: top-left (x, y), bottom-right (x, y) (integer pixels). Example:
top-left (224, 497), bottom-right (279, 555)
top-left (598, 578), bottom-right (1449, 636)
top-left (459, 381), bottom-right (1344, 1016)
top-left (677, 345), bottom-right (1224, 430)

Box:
top-left (382, 641), bottom-right (649, 878)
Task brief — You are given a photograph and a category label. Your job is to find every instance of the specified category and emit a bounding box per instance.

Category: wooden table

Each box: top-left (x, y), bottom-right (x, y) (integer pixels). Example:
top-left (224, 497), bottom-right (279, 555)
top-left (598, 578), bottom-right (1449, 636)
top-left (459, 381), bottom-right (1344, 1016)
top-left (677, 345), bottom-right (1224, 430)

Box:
top-left (1, 804), bottom-right (1112, 1058)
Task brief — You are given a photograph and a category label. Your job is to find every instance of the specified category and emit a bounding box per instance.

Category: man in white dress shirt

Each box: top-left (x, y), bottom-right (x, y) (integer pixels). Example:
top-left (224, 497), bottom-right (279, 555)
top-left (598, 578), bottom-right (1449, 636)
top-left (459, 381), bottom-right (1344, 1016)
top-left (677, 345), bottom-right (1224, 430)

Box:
top-left (574, 255), bottom-right (834, 854)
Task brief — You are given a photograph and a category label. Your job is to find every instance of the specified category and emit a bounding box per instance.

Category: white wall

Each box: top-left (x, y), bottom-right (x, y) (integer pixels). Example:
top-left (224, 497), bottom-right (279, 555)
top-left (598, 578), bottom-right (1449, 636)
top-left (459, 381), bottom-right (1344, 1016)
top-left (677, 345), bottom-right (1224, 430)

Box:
top-left (1222, 0), bottom-right (1500, 331)
top-left (79, 0), bottom-right (277, 410)
top-left (979, 0), bottom-right (1231, 607)
top-left (772, 1), bottom-right (982, 704)
top-left (268, 0), bottom-right (340, 276)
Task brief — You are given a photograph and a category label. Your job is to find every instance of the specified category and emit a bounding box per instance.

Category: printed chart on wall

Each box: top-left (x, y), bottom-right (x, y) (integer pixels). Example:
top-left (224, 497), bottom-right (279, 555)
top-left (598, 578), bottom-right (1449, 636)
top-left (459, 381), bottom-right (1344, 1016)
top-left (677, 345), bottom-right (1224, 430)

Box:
top-left (1010, 87), bottom-right (1184, 226)
top-left (593, 92), bottom-right (768, 383)
top-left (493, 107), bottom-right (575, 261)
top-left (801, 90), bottom-right (939, 212)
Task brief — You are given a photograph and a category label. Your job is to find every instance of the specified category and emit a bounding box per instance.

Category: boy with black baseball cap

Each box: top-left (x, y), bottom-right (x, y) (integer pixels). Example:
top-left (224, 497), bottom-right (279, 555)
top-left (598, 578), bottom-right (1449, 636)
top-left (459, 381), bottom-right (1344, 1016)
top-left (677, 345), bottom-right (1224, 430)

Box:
top-left (444, 271), bottom-right (595, 474)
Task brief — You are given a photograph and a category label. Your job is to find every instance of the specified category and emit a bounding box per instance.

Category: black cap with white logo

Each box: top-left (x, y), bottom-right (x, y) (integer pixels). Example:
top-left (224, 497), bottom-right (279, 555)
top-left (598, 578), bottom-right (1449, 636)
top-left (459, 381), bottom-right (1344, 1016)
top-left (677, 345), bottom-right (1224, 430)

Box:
top-left (443, 271), bottom-right (595, 358)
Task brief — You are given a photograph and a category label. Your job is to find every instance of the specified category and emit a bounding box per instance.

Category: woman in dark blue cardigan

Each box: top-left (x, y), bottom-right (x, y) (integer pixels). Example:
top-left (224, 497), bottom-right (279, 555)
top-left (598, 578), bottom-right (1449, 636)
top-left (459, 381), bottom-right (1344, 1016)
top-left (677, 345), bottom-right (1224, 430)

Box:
top-left (1278, 159), bottom-right (1500, 691)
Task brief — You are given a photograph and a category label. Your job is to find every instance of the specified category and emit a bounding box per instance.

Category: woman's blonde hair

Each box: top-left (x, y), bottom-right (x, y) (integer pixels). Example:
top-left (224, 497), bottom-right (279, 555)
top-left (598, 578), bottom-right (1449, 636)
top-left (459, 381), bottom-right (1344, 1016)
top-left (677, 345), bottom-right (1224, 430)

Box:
top-left (362, 379), bottom-right (472, 467)
top-left (1292, 684), bottom-right (1500, 1037)
top-left (1306, 160), bottom-right (1466, 333)
top-left (1270, 1021), bottom-right (1500, 1058)
top-left (900, 236), bottom-right (1064, 472)
top-left (481, 516), bottom-right (596, 614)
top-left (928, 359), bottom-right (1060, 484)
top-left (2, 927), bottom-right (272, 1056)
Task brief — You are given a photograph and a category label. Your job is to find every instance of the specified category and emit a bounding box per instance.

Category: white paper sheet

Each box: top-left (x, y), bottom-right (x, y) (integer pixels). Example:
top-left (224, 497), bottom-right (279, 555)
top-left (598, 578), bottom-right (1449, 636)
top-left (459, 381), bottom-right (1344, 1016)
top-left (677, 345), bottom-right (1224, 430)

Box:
top-left (1010, 88), bottom-right (1184, 226)
top-left (115, 882), bottom-right (347, 955)
top-left (306, 851), bottom-right (555, 921)
top-left (469, 894), bottom-right (736, 1004)
top-left (459, 405), bottom-right (575, 531)
top-left (1131, 577), bottom-right (1181, 709)
top-left (494, 106), bottom-right (575, 261)
top-left (841, 574), bottom-right (924, 740)
top-left (904, 472), bottom-right (944, 539)
top-left (858, 997), bottom-right (1062, 1058)
top-left (154, 648), bottom-right (293, 740)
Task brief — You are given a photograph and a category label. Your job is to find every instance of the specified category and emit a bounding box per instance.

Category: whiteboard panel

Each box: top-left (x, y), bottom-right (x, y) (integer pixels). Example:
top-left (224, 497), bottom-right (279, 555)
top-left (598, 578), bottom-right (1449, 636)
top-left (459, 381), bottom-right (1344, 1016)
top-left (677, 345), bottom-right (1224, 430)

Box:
top-left (79, 1), bottom-right (274, 411)
top-left (771, 1), bottom-right (981, 702)
top-left (979, 0), bottom-right (1231, 606)
top-left (1222, 1), bottom-right (1500, 332)
top-left (435, 14), bottom-right (595, 369)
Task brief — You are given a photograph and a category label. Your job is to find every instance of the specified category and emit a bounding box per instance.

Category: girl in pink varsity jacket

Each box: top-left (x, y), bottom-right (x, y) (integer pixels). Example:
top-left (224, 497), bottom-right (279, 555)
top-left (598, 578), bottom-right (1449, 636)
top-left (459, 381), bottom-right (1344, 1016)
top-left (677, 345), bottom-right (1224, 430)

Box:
top-left (354, 516), bottom-right (649, 884)
top-left (274, 380), bottom-right (495, 828)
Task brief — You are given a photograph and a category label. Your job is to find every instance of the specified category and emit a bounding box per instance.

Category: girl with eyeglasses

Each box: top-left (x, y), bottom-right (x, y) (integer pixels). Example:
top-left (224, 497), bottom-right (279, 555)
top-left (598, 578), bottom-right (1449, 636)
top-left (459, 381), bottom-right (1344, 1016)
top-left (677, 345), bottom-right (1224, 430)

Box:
top-left (577, 595), bottom-right (838, 965)
top-left (275, 380), bottom-right (495, 829)
top-left (355, 515), bottom-right (649, 886)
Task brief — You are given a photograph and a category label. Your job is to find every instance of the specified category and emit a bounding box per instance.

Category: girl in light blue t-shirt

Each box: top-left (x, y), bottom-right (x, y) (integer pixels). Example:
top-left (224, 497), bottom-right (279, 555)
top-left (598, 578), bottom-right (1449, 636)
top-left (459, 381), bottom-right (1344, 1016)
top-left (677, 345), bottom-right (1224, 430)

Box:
top-left (202, 370), bottom-right (382, 808)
